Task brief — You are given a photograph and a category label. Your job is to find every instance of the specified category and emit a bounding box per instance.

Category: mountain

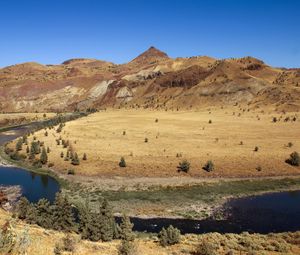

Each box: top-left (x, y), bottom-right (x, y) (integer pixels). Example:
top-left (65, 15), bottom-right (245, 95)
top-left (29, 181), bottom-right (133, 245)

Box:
top-left (0, 47), bottom-right (299, 112)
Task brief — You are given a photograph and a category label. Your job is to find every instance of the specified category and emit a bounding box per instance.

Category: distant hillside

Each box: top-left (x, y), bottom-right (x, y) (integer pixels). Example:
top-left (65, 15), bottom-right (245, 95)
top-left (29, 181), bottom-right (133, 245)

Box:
top-left (0, 47), bottom-right (299, 112)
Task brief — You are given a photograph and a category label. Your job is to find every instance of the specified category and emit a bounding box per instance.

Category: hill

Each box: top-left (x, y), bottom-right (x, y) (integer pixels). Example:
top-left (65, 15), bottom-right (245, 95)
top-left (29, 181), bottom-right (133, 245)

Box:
top-left (0, 47), bottom-right (299, 112)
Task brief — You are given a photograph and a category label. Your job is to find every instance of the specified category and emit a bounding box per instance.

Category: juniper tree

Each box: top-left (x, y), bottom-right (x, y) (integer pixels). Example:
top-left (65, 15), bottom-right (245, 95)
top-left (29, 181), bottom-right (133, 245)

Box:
top-left (286, 151), bottom-right (300, 166)
top-left (99, 199), bottom-right (114, 241)
top-left (177, 159), bottom-right (190, 173)
top-left (25, 204), bottom-right (38, 225)
top-left (52, 193), bottom-right (76, 232)
top-left (158, 225), bottom-right (181, 247)
top-left (119, 157), bottom-right (126, 167)
top-left (16, 138), bottom-right (23, 151)
top-left (17, 197), bottom-right (30, 220)
top-left (119, 214), bottom-right (134, 241)
top-left (40, 147), bottom-right (48, 164)
top-left (71, 152), bottom-right (80, 165)
top-left (78, 200), bottom-right (93, 240)
top-left (35, 198), bottom-right (53, 228)
top-left (203, 160), bottom-right (214, 172)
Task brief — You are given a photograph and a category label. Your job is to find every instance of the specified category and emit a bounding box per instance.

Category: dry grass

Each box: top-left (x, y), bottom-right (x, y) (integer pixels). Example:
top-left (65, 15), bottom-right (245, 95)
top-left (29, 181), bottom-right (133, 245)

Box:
top-left (8, 108), bottom-right (300, 178)
top-left (0, 112), bottom-right (55, 128)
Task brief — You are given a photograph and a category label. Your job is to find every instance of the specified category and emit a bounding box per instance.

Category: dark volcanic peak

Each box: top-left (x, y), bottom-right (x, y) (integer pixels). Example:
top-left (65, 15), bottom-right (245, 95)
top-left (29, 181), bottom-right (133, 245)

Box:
top-left (130, 46), bottom-right (169, 64)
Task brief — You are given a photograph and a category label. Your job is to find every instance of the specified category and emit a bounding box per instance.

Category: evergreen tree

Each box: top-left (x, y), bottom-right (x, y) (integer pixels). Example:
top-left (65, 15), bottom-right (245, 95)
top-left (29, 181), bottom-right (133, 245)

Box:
top-left (83, 153), bottom-right (87, 160)
top-left (78, 200), bottom-right (92, 240)
top-left (52, 193), bottom-right (76, 232)
top-left (119, 157), bottom-right (126, 167)
top-left (71, 152), bottom-right (80, 165)
top-left (99, 199), bottom-right (114, 241)
top-left (119, 214), bottom-right (134, 241)
top-left (25, 204), bottom-right (38, 224)
top-left (47, 147), bottom-right (50, 153)
top-left (158, 225), bottom-right (181, 246)
top-left (17, 197), bottom-right (30, 220)
top-left (40, 147), bottom-right (48, 164)
top-left (16, 138), bottom-right (23, 151)
top-left (35, 198), bottom-right (53, 228)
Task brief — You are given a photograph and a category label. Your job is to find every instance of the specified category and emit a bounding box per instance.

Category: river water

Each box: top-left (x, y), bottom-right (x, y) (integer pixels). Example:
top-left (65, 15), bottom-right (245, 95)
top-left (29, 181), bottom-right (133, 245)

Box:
top-left (1, 124), bottom-right (300, 234)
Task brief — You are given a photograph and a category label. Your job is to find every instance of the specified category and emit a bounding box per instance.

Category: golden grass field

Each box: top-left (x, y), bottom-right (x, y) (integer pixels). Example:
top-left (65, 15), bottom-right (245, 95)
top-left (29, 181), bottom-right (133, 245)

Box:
top-left (0, 112), bottom-right (56, 128)
top-left (9, 108), bottom-right (300, 178)
top-left (0, 209), bottom-right (299, 255)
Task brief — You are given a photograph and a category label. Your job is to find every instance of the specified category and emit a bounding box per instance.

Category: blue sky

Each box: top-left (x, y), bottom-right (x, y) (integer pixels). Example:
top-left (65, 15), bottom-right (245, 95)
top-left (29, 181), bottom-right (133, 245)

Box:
top-left (0, 0), bottom-right (299, 67)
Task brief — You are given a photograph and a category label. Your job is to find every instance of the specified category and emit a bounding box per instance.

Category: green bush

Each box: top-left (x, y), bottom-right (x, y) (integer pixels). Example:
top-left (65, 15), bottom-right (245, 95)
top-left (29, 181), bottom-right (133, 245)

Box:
top-left (177, 159), bottom-right (190, 173)
top-left (194, 239), bottom-right (217, 255)
top-left (158, 225), bottom-right (181, 247)
top-left (119, 157), bottom-right (126, 167)
top-left (286, 151), bottom-right (300, 166)
top-left (203, 160), bottom-right (214, 172)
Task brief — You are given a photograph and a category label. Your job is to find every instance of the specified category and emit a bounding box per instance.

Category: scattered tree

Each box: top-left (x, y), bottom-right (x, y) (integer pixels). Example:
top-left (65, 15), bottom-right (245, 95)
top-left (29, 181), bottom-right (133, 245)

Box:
top-left (203, 160), bottom-right (214, 172)
top-left (286, 151), bottom-right (300, 166)
top-left (177, 159), bottom-right (190, 173)
top-left (158, 225), bottom-right (181, 247)
top-left (119, 157), bottom-right (126, 167)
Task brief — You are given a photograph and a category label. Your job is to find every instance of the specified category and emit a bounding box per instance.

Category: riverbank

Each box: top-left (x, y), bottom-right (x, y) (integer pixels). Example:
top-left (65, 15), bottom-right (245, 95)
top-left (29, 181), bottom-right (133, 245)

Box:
top-left (2, 114), bottom-right (300, 220)
top-left (3, 140), bottom-right (300, 220)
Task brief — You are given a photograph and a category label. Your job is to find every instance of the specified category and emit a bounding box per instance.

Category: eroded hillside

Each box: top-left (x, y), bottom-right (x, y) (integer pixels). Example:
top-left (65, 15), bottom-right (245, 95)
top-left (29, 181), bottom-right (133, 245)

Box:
top-left (0, 47), bottom-right (300, 112)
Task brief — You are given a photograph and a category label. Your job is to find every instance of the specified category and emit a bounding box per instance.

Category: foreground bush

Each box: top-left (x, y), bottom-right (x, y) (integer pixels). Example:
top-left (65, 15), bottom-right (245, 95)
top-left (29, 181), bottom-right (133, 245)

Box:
top-left (158, 225), bottom-right (181, 246)
top-left (193, 239), bottom-right (217, 255)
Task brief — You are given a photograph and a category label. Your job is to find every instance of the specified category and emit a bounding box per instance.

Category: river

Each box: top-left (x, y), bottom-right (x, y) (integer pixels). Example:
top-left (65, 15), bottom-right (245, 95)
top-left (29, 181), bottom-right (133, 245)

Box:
top-left (1, 123), bottom-right (300, 234)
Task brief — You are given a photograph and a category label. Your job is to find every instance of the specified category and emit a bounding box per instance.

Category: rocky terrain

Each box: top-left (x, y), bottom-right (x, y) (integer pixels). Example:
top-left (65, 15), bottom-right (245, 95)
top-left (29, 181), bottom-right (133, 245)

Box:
top-left (1, 47), bottom-right (300, 112)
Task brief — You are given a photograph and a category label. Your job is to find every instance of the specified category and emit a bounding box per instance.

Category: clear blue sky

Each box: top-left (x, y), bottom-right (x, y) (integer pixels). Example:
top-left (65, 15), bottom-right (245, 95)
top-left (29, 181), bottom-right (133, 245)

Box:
top-left (0, 0), bottom-right (299, 68)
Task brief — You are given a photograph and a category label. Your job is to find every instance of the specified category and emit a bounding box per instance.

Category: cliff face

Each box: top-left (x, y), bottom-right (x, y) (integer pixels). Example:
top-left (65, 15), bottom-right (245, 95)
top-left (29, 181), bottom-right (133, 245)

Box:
top-left (0, 47), bottom-right (300, 112)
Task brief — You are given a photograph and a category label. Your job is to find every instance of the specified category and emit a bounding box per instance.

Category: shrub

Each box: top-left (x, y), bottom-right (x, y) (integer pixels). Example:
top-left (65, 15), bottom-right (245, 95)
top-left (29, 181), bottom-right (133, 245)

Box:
top-left (40, 147), bottom-right (48, 164)
top-left (60, 152), bottom-right (64, 158)
top-left (62, 234), bottom-right (76, 252)
top-left (272, 117), bottom-right (277, 123)
top-left (194, 239), bottom-right (217, 255)
top-left (203, 160), bottom-right (214, 172)
top-left (254, 146), bottom-right (259, 152)
top-left (44, 131), bottom-right (48, 136)
top-left (48, 163), bottom-right (54, 167)
top-left (158, 225), bottom-right (181, 247)
top-left (71, 152), bottom-right (80, 165)
top-left (177, 159), bottom-right (190, 173)
top-left (119, 157), bottom-right (126, 167)
top-left (256, 166), bottom-right (262, 172)
top-left (144, 138), bottom-right (148, 143)
top-left (67, 169), bottom-right (75, 175)
top-left (16, 138), bottom-right (23, 151)
top-left (287, 142), bottom-right (293, 148)
top-left (208, 120), bottom-right (212, 124)
top-left (83, 153), bottom-right (87, 160)
top-left (286, 151), bottom-right (300, 166)
top-left (118, 239), bottom-right (136, 255)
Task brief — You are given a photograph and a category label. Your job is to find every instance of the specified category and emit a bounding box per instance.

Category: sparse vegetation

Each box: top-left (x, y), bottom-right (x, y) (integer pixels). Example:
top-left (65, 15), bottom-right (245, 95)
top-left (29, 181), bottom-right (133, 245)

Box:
top-left (203, 160), bottom-right (214, 172)
top-left (119, 157), bottom-right (127, 167)
top-left (286, 151), bottom-right (300, 166)
top-left (158, 225), bottom-right (181, 247)
top-left (177, 159), bottom-right (190, 173)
